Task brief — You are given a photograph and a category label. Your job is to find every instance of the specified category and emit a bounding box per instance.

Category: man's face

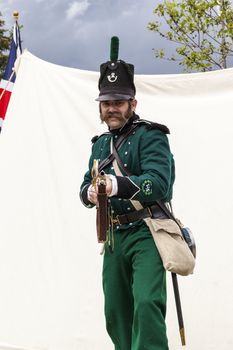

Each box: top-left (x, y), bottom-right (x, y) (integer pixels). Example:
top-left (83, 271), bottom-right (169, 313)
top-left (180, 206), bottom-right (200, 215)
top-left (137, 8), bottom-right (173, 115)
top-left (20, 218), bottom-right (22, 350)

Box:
top-left (100, 99), bottom-right (137, 130)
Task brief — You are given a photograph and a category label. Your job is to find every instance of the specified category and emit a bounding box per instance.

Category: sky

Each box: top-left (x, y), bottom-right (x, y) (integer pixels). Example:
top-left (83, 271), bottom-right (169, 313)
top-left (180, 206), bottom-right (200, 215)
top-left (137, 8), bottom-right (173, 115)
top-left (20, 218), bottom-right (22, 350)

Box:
top-left (1, 0), bottom-right (183, 74)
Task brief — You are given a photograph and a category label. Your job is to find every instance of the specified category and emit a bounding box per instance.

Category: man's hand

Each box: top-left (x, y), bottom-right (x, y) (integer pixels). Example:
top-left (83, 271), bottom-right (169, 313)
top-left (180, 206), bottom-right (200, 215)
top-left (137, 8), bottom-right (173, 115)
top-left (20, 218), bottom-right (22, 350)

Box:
top-left (88, 176), bottom-right (113, 204)
top-left (88, 185), bottom-right (98, 204)
top-left (105, 176), bottom-right (113, 196)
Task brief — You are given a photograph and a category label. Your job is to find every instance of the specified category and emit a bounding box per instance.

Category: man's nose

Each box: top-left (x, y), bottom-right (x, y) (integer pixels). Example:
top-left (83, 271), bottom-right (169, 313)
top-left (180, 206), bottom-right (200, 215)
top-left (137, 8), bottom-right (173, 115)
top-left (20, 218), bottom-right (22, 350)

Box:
top-left (108, 104), bottom-right (117, 112)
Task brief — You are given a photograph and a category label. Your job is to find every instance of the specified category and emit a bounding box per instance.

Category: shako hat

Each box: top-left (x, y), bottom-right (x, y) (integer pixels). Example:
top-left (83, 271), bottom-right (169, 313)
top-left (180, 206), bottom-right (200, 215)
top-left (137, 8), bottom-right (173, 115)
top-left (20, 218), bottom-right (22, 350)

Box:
top-left (96, 36), bottom-right (136, 101)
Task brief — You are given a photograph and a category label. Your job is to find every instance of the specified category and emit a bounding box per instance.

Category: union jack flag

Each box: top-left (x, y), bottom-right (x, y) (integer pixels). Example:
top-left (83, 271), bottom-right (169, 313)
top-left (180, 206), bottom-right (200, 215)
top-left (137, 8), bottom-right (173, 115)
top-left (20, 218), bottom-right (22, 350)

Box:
top-left (0, 19), bottom-right (22, 130)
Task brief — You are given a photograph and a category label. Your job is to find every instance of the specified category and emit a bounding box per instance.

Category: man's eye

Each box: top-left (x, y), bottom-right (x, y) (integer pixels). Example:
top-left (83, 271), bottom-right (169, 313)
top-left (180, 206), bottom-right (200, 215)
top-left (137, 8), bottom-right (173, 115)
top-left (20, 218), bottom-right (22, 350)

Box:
top-left (101, 101), bottom-right (125, 108)
top-left (115, 101), bottom-right (124, 107)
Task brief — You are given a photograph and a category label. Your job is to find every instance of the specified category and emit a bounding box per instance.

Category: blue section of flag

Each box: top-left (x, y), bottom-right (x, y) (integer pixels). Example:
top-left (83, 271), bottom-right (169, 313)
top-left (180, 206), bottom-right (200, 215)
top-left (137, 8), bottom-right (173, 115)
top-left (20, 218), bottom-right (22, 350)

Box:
top-left (2, 21), bottom-right (22, 82)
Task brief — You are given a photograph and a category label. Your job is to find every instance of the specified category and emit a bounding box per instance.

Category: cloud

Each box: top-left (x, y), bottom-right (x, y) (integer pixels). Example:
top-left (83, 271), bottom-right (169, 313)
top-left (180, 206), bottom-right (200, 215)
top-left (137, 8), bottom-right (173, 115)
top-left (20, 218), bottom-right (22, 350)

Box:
top-left (121, 3), bottom-right (138, 18)
top-left (66, 0), bottom-right (90, 20)
top-left (1, 0), bottom-right (180, 74)
top-left (122, 10), bottom-right (134, 17)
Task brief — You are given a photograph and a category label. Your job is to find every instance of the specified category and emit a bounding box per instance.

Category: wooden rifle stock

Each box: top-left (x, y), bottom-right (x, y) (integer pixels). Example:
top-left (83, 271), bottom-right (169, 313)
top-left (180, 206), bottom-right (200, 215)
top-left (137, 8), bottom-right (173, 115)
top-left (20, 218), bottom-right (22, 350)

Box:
top-left (92, 160), bottom-right (109, 243)
top-left (96, 173), bottom-right (108, 242)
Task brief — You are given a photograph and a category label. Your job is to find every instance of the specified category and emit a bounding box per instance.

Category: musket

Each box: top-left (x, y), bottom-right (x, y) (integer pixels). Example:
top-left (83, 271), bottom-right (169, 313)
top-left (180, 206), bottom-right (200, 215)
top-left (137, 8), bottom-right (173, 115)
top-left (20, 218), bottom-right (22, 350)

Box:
top-left (172, 273), bottom-right (186, 346)
top-left (91, 159), bottom-right (109, 243)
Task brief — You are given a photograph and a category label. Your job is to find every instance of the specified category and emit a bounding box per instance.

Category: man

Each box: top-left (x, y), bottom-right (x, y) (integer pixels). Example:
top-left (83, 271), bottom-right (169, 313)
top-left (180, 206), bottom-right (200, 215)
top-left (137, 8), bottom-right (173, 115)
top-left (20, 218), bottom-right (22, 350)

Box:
top-left (80, 45), bottom-right (175, 350)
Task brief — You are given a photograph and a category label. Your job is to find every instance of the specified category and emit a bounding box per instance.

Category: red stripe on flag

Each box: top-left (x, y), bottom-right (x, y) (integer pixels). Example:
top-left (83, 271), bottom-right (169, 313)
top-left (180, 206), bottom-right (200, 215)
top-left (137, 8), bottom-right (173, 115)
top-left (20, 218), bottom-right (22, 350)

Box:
top-left (0, 88), bottom-right (12, 120)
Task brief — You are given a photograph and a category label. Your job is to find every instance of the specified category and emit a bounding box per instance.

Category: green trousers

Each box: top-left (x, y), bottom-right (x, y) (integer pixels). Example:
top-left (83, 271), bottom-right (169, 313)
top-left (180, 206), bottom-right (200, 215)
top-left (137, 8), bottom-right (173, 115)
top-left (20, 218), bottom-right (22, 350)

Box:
top-left (103, 223), bottom-right (169, 350)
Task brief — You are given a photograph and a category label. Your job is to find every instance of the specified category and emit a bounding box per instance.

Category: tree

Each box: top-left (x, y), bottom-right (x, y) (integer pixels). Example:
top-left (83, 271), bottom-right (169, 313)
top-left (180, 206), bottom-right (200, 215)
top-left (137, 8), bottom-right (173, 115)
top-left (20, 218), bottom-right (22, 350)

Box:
top-left (0, 12), bottom-right (11, 79)
top-left (148, 0), bottom-right (233, 71)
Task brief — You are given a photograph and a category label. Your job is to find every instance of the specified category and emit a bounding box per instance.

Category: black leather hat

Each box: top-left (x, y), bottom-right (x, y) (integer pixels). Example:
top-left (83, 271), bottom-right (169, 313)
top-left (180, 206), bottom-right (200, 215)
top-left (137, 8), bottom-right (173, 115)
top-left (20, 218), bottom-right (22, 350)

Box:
top-left (96, 37), bottom-right (136, 101)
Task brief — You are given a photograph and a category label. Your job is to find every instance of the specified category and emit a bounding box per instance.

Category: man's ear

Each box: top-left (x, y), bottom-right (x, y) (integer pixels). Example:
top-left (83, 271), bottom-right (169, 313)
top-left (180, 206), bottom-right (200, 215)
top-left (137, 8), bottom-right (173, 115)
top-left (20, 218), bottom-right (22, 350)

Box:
top-left (131, 99), bottom-right (137, 111)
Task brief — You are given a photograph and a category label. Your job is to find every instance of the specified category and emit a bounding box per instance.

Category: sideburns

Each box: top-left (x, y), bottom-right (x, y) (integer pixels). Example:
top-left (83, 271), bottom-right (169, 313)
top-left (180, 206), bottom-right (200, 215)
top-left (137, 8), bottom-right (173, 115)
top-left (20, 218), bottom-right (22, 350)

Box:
top-left (99, 104), bottom-right (104, 123)
top-left (125, 103), bottom-right (133, 120)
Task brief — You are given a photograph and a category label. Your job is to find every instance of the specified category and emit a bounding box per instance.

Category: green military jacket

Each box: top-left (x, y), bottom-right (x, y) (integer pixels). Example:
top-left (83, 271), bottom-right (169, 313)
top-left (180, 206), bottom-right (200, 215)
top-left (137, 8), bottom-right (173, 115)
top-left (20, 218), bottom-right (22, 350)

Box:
top-left (80, 114), bottom-right (175, 231)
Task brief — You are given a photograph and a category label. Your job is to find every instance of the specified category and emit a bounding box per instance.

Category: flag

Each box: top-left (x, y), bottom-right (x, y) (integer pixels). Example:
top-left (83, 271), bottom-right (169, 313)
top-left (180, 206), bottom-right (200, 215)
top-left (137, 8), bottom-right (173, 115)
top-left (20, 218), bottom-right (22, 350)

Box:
top-left (0, 19), bottom-right (22, 130)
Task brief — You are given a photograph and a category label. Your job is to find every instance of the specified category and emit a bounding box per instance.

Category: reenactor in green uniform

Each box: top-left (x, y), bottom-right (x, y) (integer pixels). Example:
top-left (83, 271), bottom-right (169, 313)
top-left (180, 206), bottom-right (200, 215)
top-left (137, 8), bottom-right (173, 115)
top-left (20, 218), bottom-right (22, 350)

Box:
top-left (80, 38), bottom-right (175, 350)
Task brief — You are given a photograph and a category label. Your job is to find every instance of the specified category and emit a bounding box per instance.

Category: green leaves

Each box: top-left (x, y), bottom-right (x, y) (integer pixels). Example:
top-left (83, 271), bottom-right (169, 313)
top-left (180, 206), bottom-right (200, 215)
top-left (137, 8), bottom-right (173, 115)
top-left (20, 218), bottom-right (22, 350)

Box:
top-left (148, 0), bottom-right (233, 71)
top-left (0, 12), bottom-right (11, 79)
top-left (154, 48), bottom-right (165, 59)
top-left (147, 21), bottom-right (160, 32)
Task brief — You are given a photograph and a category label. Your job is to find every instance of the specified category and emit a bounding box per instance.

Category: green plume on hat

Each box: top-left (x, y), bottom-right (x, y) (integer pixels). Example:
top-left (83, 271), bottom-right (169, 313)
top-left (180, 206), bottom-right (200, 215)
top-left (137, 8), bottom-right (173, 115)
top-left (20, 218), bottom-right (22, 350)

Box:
top-left (110, 36), bottom-right (119, 61)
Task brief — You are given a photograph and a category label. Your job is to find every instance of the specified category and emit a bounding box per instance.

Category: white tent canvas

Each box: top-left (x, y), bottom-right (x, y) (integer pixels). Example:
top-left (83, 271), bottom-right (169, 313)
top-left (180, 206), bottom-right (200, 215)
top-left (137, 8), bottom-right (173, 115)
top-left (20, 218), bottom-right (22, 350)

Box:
top-left (0, 51), bottom-right (232, 350)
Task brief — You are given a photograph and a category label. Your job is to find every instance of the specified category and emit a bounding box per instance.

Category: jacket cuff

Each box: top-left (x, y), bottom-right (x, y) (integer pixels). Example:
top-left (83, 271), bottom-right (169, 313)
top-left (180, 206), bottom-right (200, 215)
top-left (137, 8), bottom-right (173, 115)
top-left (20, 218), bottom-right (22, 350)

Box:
top-left (115, 176), bottom-right (140, 199)
top-left (80, 184), bottom-right (95, 208)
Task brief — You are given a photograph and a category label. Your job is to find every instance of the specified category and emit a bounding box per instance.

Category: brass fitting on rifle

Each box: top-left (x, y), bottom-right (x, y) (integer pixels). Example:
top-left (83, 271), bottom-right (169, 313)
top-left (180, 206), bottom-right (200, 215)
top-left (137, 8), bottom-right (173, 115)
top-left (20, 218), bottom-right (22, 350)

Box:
top-left (91, 159), bottom-right (106, 186)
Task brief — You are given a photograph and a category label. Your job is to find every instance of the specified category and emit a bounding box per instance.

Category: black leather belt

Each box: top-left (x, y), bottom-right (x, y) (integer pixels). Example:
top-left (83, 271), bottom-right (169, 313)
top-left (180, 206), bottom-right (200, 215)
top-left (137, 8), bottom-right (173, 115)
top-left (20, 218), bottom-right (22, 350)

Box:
top-left (112, 204), bottom-right (167, 225)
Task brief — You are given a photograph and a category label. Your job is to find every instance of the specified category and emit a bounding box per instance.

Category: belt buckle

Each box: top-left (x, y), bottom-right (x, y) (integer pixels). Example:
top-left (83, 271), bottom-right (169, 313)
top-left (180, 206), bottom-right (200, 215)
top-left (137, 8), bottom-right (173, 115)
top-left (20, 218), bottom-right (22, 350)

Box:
top-left (111, 215), bottom-right (120, 225)
top-left (147, 206), bottom-right (153, 217)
